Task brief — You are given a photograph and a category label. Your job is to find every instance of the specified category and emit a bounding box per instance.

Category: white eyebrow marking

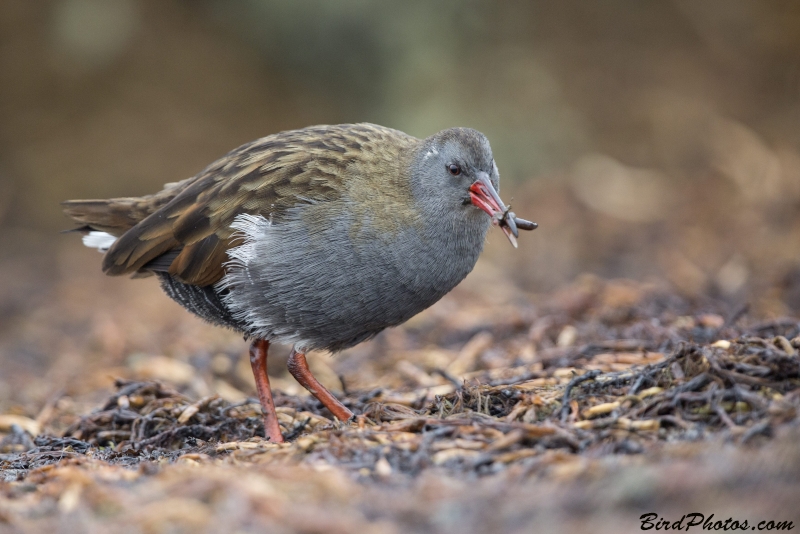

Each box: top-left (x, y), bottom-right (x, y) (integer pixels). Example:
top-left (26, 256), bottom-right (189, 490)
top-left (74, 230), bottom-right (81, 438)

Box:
top-left (423, 147), bottom-right (439, 160)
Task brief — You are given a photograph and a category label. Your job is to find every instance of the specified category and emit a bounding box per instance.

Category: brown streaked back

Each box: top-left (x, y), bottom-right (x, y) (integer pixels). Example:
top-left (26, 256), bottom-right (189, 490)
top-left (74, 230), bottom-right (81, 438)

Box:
top-left (63, 123), bottom-right (419, 287)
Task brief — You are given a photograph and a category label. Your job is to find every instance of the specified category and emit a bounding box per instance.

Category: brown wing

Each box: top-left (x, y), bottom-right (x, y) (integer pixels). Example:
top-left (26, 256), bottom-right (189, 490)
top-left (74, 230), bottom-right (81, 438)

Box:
top-left (96, 124), bottom-right (403, 287)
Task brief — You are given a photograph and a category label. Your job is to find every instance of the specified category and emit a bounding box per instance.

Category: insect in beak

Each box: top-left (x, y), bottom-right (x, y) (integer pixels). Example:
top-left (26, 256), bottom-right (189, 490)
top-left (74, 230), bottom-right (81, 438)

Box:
top-left (468, 172), bottom-right (537, 248)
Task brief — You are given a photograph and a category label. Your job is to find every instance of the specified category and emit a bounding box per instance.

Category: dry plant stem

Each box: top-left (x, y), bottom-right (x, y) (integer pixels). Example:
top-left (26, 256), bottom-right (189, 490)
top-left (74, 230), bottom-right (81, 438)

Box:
top-left (249, 339), bottom-right (284, 443)
top-left (287, 349), bottom-right (354, 422)
top-left (560, 369), bottom-right (602, 423)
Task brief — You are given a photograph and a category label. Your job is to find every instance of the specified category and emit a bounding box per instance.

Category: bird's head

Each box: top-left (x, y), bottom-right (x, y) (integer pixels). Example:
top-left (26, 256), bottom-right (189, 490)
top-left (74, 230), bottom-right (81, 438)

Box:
top-left (412, 127), bottom-right (536, 247)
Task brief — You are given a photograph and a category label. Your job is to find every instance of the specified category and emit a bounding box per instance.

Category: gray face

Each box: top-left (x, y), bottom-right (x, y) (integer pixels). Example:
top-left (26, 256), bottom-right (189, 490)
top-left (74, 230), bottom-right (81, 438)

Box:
top-left (412, 128), bottom-right (506, 225)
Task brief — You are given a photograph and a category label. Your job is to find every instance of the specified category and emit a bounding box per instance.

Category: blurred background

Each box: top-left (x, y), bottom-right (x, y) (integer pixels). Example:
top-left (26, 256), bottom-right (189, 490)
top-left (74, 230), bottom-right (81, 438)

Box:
top-left (2, 0), bottom-right (800, 414)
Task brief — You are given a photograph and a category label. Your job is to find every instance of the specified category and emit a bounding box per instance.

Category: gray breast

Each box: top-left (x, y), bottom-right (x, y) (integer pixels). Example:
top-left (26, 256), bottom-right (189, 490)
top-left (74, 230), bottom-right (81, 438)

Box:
top-left (216, 203), bottom-right (489, 352)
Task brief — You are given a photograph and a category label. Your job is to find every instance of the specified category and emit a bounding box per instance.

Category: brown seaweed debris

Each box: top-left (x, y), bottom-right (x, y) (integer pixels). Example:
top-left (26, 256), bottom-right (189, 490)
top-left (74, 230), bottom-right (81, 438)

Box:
top-left (2, 311), bottom-right (797, 482)
top-left (63, 380), bottom-right (268, 451)
top-left (20, 334), bottom-right (789, 479)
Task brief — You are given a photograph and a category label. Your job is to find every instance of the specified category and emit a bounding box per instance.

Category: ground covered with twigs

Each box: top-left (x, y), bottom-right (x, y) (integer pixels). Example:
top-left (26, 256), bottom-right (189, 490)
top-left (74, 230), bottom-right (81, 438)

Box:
top-left (7, 334), bottom-right (797, 479)
top-left (1, 268), bottom-right (798, 532)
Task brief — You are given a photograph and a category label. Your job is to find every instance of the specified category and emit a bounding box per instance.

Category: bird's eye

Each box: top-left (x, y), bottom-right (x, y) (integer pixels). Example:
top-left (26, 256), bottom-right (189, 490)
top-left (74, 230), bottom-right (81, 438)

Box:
top-left (447, 163), bottom-right (461, 176)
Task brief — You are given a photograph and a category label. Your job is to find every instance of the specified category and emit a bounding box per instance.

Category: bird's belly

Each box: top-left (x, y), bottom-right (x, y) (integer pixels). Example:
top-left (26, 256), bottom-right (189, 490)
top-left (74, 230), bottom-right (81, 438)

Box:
top-left (218, 210), bottom-right (484, 352)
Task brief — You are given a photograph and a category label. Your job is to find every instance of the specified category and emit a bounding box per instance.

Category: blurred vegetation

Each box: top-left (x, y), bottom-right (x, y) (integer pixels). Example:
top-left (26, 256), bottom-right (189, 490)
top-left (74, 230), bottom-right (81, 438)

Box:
top-left (1, 0), bottom-right (800, 318)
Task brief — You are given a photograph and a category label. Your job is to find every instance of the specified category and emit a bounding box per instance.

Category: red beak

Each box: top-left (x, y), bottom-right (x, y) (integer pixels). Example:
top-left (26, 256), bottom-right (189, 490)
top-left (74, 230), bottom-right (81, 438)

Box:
top-left (468, 172), bottom-right (520, 247)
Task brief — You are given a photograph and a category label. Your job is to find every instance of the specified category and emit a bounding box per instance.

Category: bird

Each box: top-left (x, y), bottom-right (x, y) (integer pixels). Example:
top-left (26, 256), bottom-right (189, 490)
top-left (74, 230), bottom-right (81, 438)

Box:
top-left (62, 123), bottom-right (536, 443)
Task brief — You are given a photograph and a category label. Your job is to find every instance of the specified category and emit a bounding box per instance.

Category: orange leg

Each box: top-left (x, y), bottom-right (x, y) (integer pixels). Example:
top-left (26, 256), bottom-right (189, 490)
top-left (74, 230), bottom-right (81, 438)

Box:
top-left (287, 348), bottom-right (354, 422)
top-left (249, 339), bottom-right (284, 443)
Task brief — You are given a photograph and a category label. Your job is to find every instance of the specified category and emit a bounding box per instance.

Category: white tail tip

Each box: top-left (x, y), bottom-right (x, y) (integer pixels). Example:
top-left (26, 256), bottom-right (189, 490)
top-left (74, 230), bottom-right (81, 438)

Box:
top-left (82, 231), bottom-right (117, 253)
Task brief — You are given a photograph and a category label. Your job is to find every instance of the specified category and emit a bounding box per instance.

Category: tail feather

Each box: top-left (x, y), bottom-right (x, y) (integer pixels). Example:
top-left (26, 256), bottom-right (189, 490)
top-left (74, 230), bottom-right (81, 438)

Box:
top-left (63, 178), bottom-right (195, 277)
top-left (61, 199), bottom-right (147, 235)
top-left (62, 178), bottom-right (194, 235)
top-left (82, 231), bottom-right (118, 252)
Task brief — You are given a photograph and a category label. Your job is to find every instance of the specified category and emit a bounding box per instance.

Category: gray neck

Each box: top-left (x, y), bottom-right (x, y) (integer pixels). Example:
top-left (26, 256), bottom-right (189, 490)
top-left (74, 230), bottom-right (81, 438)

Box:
top-left (400, 155), bottom-right (491, 295)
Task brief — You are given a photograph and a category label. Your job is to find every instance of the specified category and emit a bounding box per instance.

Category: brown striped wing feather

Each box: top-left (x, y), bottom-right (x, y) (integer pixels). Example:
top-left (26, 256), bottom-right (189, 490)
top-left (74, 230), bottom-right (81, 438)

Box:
top-left (64, 124), bottom-right (416, 287)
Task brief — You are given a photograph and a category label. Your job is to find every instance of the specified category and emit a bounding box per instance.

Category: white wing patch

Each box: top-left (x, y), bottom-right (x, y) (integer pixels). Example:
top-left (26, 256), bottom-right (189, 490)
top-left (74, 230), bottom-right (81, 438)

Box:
top-left (215, 213), bottom-right (272, 293)
top-left (82, 231), bottom-right (117, 252)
